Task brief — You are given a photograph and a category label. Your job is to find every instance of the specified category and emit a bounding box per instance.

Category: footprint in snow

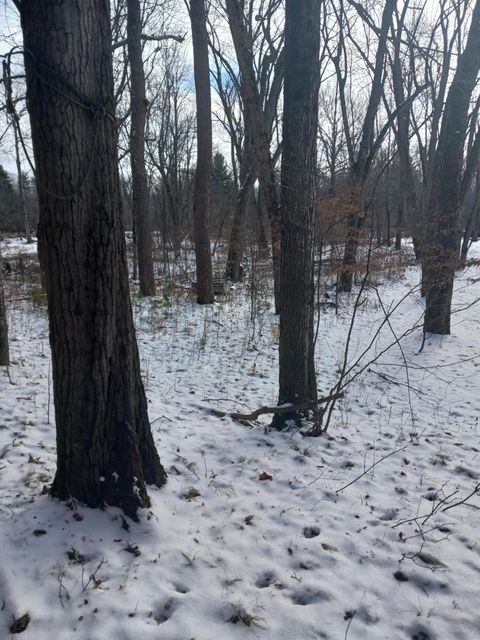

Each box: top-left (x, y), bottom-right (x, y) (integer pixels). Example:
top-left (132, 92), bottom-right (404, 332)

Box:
top-left (173, 583), bottom-right (190, 594)
top-left (152, 597), bottom-right (178, 625)
top-left (290, 587), bottom-right (331, 605)
top-left (409, 623), bottom-right (434, 640)
top-left (255, 571), bottom-right (275, 588)
top-left (379, 508), bottom-right (399, 521)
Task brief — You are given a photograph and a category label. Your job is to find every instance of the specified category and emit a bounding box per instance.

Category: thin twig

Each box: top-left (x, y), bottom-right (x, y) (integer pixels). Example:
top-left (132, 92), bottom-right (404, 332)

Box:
top-left (336, 446), bottom-right (408, 493)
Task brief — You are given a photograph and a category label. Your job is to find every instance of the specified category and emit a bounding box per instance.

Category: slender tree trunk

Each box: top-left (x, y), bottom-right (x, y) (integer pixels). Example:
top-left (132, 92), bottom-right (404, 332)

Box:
top-left (189, 0), bottom-right (214, 304)
top-left (132, 209), bottom-right (138, 281)
top-left (36, 220), bottom-right (48, 290)
top-left (338, 186), bottom-right (364, 292)
top-left (127, 0), bottom-right (155, 296)
top-left (460, 172), bottom-right (480, 266)
top-left (0, 247), bottom-right (9, 367)
top-left (3, 55), bottom-right (32, 243)
top-left (473, 203), bottom-right (480, 242)
top-left (256, 186), bottom-right (269, 252)
top-left (423, 0), bottom-right (480, 334)
top-left (386, 202), bottom-right (392, 247)
top-left (13, 128), bottom-right (32, 243)
top-left (225, 147), bottom-right (256, 281)
top-left (272, 0), bottom-right (320, 428)
top-left (460, 204), bottom-right (476, 265)
top-left (225, 0), bottom-right (281, 313)
top-left (391, 9), bottom-right (411, 252)
top-left (20, 0), bottom-right (166, 520)
top-left (376, 202), bottom-right (382, 247)
top-left (337, 0), bottom-right (396, 292)
top-left (394, 194), bottom-right (404, 250)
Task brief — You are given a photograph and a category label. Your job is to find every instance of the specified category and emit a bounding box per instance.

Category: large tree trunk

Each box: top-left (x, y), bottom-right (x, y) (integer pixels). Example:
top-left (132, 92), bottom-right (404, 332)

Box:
top-left (225, 0), bottom-right (281, 313)
top-left (189, 0), bottom-right (214, 304)
top-left (423, 0), bottom-right (480, 334)
top-left (127, 0), bottom-right (156, 296)
top-left (20, 0), bottom-right (166, 520)
top-left (272, 0), bottom-right (320, 429)
top-left (0, 247), bottom-right (9, 367)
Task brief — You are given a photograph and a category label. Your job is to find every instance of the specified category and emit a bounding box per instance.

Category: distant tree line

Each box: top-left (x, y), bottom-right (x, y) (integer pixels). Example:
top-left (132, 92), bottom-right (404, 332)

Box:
top-left (0, 165), bottom-right (37, 234)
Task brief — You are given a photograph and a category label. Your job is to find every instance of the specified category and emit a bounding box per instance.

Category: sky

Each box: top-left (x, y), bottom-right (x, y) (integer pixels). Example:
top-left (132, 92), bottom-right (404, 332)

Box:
top-left (0, 0), bottom-right (464, 178)
top-left (0, 0), bottom-right (233, 177)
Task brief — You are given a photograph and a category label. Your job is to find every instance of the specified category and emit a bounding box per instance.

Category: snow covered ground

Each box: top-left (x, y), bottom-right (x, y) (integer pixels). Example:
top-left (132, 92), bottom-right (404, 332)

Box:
top-left (1, 239), bottom-right (480, 639)
top-left (0, 237), bottom-right (38, 259)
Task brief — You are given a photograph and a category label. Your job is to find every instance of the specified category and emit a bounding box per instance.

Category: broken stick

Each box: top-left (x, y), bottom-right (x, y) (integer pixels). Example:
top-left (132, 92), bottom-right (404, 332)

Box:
top-left (209, 392), bottom-right (344, 423)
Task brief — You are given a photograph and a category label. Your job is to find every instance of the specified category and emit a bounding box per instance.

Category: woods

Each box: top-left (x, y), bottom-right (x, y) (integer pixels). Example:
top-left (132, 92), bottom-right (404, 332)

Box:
top-left (1, 0), bottom-right (480, 638)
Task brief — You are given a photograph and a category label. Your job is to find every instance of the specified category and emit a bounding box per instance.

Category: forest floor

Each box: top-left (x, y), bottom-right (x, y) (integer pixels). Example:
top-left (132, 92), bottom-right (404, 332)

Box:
top-left (1, 238), bottom-right (480, 640)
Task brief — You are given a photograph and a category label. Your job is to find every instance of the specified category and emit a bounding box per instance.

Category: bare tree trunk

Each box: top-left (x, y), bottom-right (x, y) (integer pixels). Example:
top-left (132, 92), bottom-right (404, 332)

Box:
top-left (127, 0), bottom-right (155, 296)
top-left (460, 170), bottom-right (480, 266)
top-left (392, 7), bottom-right (408, 251)
top-left (256, 186), bottom-right (269, 252)
top-left (13, 127), bottom-right (32, 243)
top-left (386, 202), bottom-right (392, 247)
top-left (225, 0), bottom-right (281, 313)
top-left (189, 0), bottom-right (214, 304)
top-left (20, 0), bottom-right (166, 520)
top-left (460, 205), bottom-right (477, 266)
top-left (337, 0), bottom-right (396, 292)
top-left (376, 201), bottom-right (382, 247)
top-left (225, 146), bottom-right (256, 281)
top-left (0, 247), bottom-right (9, 367)
top-left (3, 55), bottom-right (32, 243)
top-left (36, 220), bottom-right (48, 290)
top-left (423, 0), bottom-right (480, 334)
top-left (272, 0), bottom-right (320, 428)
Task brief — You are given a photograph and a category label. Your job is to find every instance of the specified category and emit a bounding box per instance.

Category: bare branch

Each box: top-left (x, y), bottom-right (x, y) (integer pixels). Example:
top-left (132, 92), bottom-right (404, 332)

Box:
top-left (209, 392), bottom-right (345, 423)
top-left (113, 33), bottom-right (186, 50)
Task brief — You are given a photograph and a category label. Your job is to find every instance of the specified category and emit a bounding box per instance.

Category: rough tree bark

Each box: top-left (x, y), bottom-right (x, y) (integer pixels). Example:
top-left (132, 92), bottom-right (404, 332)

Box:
top-left (127, 0), bottom-right (156, 296)
top-left (0, 246), bottom-right (9, 367)
top-left (272, 0), bottom-right (320, 428)
top-left (189, 0), bottom-right (214, 304)
top-left (423, 0), bottom-right (480, 334)
top-left (20, 0), bottom-right (166, 519)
